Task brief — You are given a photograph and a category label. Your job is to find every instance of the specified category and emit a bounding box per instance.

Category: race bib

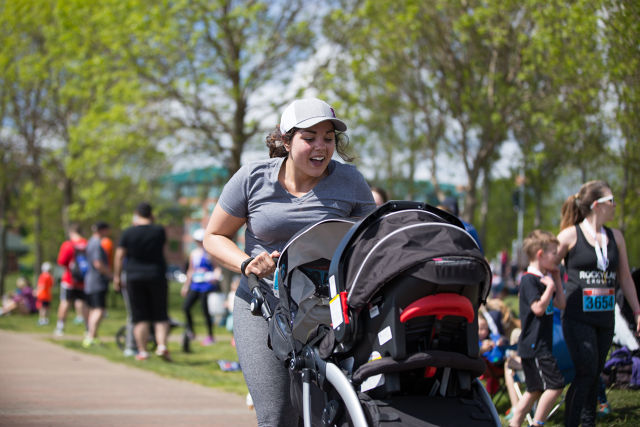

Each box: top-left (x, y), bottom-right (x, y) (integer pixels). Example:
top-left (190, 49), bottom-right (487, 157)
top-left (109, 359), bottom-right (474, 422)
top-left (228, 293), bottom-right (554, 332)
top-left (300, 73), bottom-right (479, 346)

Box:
top-left (582, 288), bottom-right (615, 312)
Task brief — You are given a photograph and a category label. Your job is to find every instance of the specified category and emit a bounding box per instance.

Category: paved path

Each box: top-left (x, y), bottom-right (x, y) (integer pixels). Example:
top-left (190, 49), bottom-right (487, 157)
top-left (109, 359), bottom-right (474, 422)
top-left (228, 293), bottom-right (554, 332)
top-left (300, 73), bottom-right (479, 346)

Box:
top-left (0, 330), bottom-right (257, 426)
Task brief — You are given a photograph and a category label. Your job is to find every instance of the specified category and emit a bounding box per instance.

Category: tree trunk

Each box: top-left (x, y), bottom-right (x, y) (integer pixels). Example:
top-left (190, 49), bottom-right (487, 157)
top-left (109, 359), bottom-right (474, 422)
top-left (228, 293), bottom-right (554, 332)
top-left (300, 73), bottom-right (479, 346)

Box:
top-left (33, 203), bottom-right (43, 278)
top-left (62, 176), bottom-right (73, 235)
top-left (479, 167), bottom-right (490, 247)
top-left (0, 199), bottom-right (7, 297)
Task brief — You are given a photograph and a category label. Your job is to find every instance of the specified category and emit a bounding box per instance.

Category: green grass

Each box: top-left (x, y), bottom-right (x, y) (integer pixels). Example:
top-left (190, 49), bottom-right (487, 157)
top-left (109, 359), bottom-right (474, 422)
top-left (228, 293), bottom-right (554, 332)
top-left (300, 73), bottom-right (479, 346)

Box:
top-left (3, 279), bottom-right (639, 422)
top-left (492, 384), bottom-right (640, 426)
top-left (0, 278), bottom-right (248, 396)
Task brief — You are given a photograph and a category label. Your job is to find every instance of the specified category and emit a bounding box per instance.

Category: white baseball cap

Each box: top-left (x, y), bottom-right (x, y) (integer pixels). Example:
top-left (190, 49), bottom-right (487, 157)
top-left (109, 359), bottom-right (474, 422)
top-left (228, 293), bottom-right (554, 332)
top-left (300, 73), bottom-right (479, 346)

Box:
top-left (279, 98), bottom-right (347, 134)
top-left (192, 228), bottom-right (205, 242)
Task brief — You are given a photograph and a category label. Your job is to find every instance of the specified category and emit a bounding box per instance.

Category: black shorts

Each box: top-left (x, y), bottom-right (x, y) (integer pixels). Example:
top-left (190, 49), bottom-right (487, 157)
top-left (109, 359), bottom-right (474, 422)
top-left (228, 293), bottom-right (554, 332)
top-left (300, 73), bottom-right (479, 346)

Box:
top-left (128, 278), bottom-right (169, 323)
top-left (60, 287), bottom-right (86, 303)
top-left (522, 353), bottom-right (564, 392)
top-left (86, 291), bottom-right (107, 309)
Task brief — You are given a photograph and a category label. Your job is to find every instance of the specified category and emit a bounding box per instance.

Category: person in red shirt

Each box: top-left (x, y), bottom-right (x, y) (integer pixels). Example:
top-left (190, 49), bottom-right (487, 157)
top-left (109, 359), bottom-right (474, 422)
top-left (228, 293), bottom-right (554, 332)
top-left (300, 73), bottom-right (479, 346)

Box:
top-left (36, 262), bottom-right (54, 325)
top-left (54, 223), bottom-right (88, 337)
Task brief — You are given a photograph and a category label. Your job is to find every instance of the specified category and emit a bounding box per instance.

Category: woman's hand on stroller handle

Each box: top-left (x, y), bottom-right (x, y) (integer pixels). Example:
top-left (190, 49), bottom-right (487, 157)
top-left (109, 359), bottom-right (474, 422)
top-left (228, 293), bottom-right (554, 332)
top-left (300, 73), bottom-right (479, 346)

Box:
top-left (244, 250), bottom-right (280, 279)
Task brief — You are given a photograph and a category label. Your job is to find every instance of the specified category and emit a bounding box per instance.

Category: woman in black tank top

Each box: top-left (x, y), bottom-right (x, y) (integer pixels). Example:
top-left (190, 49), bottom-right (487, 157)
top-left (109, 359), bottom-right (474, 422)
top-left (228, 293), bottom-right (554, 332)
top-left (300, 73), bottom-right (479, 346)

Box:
top-left (556, 180), bottom-right (640, 427)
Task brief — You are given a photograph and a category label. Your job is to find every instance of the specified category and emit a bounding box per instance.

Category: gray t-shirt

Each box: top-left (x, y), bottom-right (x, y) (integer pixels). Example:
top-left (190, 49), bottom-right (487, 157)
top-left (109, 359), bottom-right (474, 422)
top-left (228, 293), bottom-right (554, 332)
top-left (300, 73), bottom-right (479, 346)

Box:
top-left (85, 236), bottom-right (109, 294)
top-left (219, 157), bottom-right (376, 301)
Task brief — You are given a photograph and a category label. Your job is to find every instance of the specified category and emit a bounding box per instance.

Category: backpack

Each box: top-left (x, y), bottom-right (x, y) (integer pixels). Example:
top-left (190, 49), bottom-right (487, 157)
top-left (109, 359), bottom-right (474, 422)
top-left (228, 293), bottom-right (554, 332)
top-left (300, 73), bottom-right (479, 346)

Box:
top-left (70, 243), bottom-right (89, 283)
top-left (602, 346), bottom-right (640, 389)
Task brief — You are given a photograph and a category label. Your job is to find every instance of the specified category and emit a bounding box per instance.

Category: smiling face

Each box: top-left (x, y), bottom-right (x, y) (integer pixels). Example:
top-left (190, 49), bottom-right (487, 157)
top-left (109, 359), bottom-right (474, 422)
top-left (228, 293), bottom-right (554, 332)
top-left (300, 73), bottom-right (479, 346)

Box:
top-left (285, 120), bottom-right (336, 180)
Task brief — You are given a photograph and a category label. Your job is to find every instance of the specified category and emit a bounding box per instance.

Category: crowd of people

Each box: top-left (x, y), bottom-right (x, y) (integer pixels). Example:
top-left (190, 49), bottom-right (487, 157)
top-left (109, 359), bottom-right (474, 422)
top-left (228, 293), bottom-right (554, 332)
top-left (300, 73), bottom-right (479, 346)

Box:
top-left (1, 96), bottom-right (638, 427)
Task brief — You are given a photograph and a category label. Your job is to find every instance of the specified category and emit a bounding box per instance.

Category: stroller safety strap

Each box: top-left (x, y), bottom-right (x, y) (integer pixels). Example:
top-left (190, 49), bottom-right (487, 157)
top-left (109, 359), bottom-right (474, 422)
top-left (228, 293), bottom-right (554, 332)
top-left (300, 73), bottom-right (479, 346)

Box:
top-left (400, 294), bottom-right (474, 323)
top-left (351, 350), bottom-right (487, 385)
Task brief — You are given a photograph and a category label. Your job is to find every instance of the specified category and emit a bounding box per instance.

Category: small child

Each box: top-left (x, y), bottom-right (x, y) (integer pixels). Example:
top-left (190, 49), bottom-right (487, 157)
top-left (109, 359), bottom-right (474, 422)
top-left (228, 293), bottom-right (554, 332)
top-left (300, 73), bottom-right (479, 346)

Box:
top-left (478, 310), bottom-right (507, 396)
top-left (0, 277), bottom-right (37, 316)
top-left (509, 230), bottom-right (567, 427)
top-left (36, 262), bottom-right (55, 325)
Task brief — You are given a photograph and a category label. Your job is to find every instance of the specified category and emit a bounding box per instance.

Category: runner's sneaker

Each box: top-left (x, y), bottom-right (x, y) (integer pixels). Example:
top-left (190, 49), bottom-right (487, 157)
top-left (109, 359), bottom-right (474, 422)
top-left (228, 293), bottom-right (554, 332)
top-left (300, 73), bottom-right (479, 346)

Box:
top-left (135, 351), bottom-right (149, 361)
top-left (597, 402), bottom-right (611, 417)
top-left (246, 393), bottom-right (254, 410)
top-left (53, 328), bottom-right (64, 337)
top-left (201, 336), bottom-right (215, 346)
top-left (155, 346), bottom-right (172, 362)
top-left (123, 348), bottom-right (137, 357)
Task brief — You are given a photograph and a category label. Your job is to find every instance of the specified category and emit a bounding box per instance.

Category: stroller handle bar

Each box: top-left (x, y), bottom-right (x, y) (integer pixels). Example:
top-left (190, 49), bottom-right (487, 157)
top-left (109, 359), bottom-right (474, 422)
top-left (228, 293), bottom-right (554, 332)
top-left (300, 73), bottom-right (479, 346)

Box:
top-left (247, 273), bottom-right (272, 319)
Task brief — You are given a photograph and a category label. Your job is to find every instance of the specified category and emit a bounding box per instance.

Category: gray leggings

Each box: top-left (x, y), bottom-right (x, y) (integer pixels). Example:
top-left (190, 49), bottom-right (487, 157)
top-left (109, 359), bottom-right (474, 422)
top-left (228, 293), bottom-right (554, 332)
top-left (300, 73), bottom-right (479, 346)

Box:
top-left (233, 296), bottom-right (299, 427)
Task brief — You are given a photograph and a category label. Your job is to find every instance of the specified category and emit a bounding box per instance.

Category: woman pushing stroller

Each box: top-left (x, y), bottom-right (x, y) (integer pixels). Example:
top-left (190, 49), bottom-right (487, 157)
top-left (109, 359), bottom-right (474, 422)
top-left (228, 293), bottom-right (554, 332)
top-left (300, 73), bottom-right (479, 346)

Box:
top-left (202, 97), bottom-right (376, 426)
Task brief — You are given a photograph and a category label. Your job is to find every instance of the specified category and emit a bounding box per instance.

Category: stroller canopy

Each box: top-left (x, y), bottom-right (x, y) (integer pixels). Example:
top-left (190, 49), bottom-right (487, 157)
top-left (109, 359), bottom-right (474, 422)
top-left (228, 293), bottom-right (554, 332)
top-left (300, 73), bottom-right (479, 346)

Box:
top-left (330, 202), bottom-right (491, 310)
top-left (275, 218), bottom-right (355, 343)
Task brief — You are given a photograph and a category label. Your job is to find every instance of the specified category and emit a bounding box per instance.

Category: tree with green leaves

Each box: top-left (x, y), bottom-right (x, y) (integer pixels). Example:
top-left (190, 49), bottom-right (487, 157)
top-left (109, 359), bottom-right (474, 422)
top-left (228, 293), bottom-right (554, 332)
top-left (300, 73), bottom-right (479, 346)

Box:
top-left (1, 1), bottom-right (167, 275)
top-left (602, 0), bottom-right (640, 260)
top-left (101, 0), bottom-right (317, 175)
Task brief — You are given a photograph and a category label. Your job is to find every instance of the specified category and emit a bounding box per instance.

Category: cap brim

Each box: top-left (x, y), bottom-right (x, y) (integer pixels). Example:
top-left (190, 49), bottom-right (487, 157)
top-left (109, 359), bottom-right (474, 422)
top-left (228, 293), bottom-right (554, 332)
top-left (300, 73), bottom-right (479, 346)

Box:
top-left (293, 117), bottom-right (347, 132)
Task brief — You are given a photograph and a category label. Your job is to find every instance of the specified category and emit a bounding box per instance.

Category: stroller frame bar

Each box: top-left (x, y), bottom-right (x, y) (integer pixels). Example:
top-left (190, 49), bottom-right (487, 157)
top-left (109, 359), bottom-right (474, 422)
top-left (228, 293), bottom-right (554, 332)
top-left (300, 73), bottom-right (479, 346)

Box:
top-left (299, 346), bottom-right (368, 427)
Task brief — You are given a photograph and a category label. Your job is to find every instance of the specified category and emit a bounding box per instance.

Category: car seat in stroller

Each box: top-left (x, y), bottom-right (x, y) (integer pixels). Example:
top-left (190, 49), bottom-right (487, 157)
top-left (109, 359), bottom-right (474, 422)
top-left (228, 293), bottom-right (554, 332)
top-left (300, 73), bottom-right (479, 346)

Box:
top-left (249, 202), bottom-right (501, 426)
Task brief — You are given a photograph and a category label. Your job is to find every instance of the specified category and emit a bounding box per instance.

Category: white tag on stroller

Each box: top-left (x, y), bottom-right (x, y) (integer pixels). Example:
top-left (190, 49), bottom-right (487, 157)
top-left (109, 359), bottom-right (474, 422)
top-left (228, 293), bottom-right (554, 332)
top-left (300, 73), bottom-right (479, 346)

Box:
top-left (361, 351), bottom-right (385, 392)
top-left (378, 326), bottom-right (392, 345)
top-left (369, 304), bottom-right (380, 319)
top-left (330, 294), bottom-right (343, 329)
top-left (329, 275), bottom-right (337, 297)
top-left (361, 374), bottom-right (384, 392)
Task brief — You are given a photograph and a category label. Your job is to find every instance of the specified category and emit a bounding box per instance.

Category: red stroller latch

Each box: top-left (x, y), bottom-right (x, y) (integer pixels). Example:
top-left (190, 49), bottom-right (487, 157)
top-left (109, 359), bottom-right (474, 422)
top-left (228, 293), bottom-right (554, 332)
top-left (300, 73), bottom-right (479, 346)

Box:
top-left (340, 291), bottom-right (350, 324)
top-left (399, 294), bottom-right (474, 323)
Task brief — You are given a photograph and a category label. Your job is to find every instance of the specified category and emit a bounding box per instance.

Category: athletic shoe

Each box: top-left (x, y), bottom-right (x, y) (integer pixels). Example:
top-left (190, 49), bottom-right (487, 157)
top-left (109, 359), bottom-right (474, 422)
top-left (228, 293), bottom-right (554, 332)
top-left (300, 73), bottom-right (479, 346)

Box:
top-left (73, 315), bottom-right (84, 325)
top-left (201, 336), bottom-right (215, 346)
top-left (155, 347), bottom-right (172, 362)
top-left (246, 393), bottom-right (254, 410)
top-left (123, 348), bottom-right (137, 357)
top-left (597, 402), bottom-right (611, 417)
top-left (82, 337), bottom-right (100, 348)
top-left (135, 351), bottom-right (149, 361)
top-left (53, 328), bottom-right (64, 337)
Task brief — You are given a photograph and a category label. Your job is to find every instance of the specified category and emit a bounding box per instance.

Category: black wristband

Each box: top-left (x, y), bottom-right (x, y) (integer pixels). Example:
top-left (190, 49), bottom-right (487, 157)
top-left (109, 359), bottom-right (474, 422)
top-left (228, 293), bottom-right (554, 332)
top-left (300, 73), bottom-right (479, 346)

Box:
top-left (240, 257), bottom-right (255, 277)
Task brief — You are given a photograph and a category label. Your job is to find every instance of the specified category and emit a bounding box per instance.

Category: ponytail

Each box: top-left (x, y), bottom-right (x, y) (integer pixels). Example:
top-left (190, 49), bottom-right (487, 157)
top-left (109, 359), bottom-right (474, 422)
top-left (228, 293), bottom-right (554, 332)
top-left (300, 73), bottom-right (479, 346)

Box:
top-left (560, 180), bottom-right (611, 231)
top-left (560, 194), bottom-right (582, 231)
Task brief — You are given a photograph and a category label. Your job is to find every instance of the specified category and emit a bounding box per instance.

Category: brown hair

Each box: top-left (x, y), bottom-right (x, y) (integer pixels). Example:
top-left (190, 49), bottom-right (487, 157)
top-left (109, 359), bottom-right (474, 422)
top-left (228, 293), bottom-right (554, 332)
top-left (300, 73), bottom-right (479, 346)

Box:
top-left (265, 125), bottom-right (354, 161)
top-left (559, 180), bottom-right (611, 230)
top-left (522, 229), bottom-right (559, 261)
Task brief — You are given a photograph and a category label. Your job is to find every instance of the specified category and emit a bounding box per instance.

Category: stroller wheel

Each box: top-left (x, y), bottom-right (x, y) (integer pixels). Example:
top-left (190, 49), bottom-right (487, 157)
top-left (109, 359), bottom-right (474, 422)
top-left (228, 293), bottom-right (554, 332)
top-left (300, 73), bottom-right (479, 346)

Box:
top-left (114, 326), bottom-right (126, 351)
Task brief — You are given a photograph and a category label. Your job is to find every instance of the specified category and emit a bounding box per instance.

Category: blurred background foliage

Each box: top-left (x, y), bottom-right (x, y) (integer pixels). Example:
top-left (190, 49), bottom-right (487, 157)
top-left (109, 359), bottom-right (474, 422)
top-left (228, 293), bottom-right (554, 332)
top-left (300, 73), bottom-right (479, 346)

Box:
top-left (1, 0), bottom-right (638, 293)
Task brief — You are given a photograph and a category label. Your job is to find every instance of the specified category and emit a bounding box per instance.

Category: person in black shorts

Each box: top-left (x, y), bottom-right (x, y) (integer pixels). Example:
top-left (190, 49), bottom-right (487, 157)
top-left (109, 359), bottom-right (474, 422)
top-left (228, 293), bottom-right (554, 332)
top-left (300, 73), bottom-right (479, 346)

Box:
top-left (510, 230), bottom-right (566, 427)
top-left (113, 202), bottom-right (171, 362)
top-left (556, 181), bottom-right (640, 426)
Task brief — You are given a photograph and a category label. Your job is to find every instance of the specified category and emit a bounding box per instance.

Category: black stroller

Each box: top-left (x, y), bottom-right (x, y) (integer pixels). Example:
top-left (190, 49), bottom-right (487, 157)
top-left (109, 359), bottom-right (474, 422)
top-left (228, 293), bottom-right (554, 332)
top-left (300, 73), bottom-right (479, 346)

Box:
top-left (248, 201), bottom-right (501, 426)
